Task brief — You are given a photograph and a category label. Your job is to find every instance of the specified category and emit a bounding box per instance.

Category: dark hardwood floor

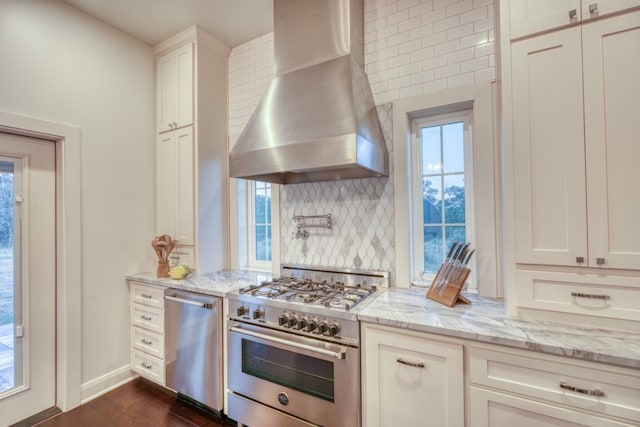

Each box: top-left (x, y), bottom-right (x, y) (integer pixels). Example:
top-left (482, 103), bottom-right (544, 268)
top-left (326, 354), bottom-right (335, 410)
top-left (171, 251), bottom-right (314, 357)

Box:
top-left (33, 378), bottom-right (235, 427)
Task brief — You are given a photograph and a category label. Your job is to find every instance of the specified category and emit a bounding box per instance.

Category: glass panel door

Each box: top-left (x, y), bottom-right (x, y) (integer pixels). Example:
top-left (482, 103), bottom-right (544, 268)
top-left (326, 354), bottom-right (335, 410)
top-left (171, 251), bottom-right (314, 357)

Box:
top-left (0, 158), bottom-right (19, 394)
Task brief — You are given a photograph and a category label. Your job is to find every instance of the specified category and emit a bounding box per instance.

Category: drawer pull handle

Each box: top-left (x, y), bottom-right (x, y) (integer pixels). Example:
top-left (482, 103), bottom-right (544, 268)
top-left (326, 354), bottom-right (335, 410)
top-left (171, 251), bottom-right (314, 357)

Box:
top-left (568, 9), bottom-right (577, 19)
top-left (396, 358), bottom-right (425, 368)
top-left (141, 293), bottom-right (153, 299)
top-left (141, 339), bottom-right (153, 345)
top-left (571, 292), bottom-right (610, 300)
top-left (560, 382), bottom-right (604, 397)
top-left (141, 362), bottom-right (153, 370)
top-left (140, 315), bottom-right (153, 321)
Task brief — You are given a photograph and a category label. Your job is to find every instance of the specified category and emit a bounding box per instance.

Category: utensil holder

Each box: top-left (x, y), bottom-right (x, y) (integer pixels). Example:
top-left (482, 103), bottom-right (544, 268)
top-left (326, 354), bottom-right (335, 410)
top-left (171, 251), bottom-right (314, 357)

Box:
top-left (426, 267), bottom-right (471, 307)
top-left (157, 261), bottom-right (170, 278)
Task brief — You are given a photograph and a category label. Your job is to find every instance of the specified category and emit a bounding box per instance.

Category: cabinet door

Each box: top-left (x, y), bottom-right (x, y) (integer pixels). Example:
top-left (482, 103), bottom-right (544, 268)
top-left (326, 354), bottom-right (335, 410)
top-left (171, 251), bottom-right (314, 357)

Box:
top-left (157, 52), bottom-right (176, 133)
top-left (583, 11), bottom-right (640, 270)
top-left (156, 133), bottom-right (175, 237)
top-left (174, 43), bottom-right (194, 130)
top-left (509, 0), bottom-right (581, 39)
top-left (362, 326), bottom-right (463, 427)
top-left (470, 387), bottom-right (635, 427)
top-left (174, 126), bottom-right (194, 245)
top-left (511, 28), bottom-right (588, 266)
top-left (580, 0), bottom-right (640, 21)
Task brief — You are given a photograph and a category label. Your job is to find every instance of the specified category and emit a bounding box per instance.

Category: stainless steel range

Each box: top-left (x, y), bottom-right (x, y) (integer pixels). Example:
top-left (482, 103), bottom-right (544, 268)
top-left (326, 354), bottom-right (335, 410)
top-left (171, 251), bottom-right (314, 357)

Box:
top-left (227, 265), bottom-right (388, 427)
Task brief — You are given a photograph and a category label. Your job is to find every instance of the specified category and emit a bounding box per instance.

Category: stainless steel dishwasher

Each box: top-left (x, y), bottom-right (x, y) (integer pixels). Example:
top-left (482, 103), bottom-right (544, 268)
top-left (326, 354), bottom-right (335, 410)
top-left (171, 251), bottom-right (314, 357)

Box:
top-left (164, 288), bottom-right (222, 412)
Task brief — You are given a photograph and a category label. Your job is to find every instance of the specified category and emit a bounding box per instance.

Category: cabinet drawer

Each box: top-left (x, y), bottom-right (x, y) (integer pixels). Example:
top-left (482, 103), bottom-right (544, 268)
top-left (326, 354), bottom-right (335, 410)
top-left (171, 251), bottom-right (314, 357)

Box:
top-left (131, 303), bottom-right (164, 334)
top-left (470, 387), bottom-right (636, 427)
top-left (516, 270), bottom-right (640, 322)
top-left (130, 282), bottom-right (165, 309)
top-left (469, 347), bottom-right (640, 422)
top-left (131, 349), bottom-right (164, 385)
top-left (131, 327), bottom-right (164, 359)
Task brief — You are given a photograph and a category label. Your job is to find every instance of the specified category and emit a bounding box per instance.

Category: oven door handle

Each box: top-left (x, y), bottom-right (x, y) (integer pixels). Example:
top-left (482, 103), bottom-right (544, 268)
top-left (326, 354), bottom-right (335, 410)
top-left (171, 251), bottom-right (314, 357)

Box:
top-left (228, 326), bottom-right (346, 360)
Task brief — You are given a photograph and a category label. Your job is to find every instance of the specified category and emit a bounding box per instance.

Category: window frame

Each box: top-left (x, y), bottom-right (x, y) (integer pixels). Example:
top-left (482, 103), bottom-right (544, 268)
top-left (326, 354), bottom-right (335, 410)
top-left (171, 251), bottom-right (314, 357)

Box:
top-left (247, 180), bottom-right (273, 271)
top-left (410, 110), bottom-right (476, 284)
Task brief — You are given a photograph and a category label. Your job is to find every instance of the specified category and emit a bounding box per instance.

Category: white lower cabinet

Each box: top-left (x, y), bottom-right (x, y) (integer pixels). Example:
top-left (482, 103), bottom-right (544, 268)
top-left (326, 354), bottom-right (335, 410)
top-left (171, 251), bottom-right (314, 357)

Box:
top-left (361, 324), bottom-right (464, 427)
top-left (468, 345), bottom-right (640, 427)
top-left (128, 281), bottom-right (166, 385)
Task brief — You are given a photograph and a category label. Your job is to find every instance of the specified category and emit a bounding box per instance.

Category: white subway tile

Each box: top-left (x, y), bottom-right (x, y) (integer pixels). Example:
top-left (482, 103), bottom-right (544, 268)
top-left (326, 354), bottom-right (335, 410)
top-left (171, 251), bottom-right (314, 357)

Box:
top-left (410, 45), bottom-right (435, 62)
top-left (421, 55), bottom-right (447, 71)
top-left (446, 1), bottom-right (473, 17)
top-left (396, 61), bottom-right (422, 76)
top-left (459, 6), bottom-right (487, 24)
top-left (447, 22), bottom-right (474, 40)
top-left (434, 63), bottom-right (460, 79)
top-left (421, 7), bottom-right (447, 24)
top-left (448, 71), bottom-right (475, 88)
top-left (473, 0), bottom-right (492, 7)
top-left (410, 23), bottom-right (434, 40)
top-left (397, 0), bottom-right (422, 11)
top-left (399, 16), bottom-right (422, 32)
top-left (474, 67), bottom-right (495, 82)
top-left (375, 89), bottom-right (400, 104)
top-left (474, 41), bottom-right (494, 58)
top-left (434, 15), bottom-right (459, 33)
top-left (388, 9), bottom-right (409, 26)
top-left (378, 23), bottom-right (400, 40)
top-left (447, 46), bottom-right (474, 64)
top-left (460, 31), bottom-right (488, 48)
top-left (388, 52), bottom-right (412, 68)
top-left (421, 78), bottom-right (447, 94)
top-left (434, 38), bottom-right (460, 56)
top-left (399, 83), bottom-right (424, 99)
top-left (367, 38), bottom-right (389, 54)
top-left (388, 31), bottom-right (410, 47)
top-left (461, 56), bottom-right (488, 73)
top-left (410, 69), bottom-right (435, 84)
top-left (434, 0), bottom-right (460, 10)
top-left (378, 2), bottom-right (399, 18)
top-left (473, 16), bottom-right (494, 33)
top-left (409, 1), bottom-right (434, 18)
top-left (422, 31), bottom-right (447, 47)
top-left (388, 75), bottom-right (411, 90)
top-left (398, 38), bottom-right (422, 54)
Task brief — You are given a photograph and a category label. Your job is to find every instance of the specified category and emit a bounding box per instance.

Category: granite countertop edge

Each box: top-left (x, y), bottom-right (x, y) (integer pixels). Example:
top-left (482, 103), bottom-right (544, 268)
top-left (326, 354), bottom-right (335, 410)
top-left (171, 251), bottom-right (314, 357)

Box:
top-left (358, 288), bottom-right (640, 370)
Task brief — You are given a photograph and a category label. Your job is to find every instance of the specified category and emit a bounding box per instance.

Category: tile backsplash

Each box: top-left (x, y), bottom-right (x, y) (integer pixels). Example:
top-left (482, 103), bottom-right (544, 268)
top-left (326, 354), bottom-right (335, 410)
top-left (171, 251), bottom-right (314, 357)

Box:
top-left (279, 104), bottom-right (396, 284)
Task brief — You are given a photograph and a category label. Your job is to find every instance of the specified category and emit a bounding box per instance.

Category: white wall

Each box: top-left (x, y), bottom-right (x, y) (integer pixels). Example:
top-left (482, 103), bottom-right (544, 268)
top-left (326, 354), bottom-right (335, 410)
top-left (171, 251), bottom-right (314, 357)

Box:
top-left (0, 0), bottom-right (156, 394)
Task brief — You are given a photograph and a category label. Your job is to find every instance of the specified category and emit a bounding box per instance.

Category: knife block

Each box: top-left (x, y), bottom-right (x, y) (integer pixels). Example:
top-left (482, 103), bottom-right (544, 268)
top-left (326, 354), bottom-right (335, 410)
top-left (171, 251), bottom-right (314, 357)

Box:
top-left (426, 267), bottom-right (471, 307)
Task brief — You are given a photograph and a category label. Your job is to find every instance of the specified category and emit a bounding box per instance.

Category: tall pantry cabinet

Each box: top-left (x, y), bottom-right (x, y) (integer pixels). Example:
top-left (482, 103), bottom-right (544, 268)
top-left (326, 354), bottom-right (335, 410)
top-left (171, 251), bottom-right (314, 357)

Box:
top-left (501, 2), bottom-right (640, 329)
top-left (153, 26), bottom-right (230, 273)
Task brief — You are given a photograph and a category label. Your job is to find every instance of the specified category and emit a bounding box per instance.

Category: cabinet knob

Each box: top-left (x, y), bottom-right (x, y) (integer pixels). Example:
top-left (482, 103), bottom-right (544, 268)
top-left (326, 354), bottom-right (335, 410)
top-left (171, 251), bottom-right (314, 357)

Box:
top-left (589, 3), bottom-right (598, 14)
top-left (568, 8), bottom-right (578, 20)
top-left (596, 257), bottom-right (605, 266)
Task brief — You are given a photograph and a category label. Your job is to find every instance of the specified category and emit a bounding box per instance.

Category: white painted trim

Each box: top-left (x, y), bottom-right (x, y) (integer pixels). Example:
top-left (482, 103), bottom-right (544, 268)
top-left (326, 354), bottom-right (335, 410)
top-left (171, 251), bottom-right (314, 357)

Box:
top-left (392, 83), bottom-right (502, 296)
top-left (153, 25), bottom-right (230, 57)
top-left (80, 365), bottom-right (136, 404)
top-left (0, 110), bottom-right (82, 411)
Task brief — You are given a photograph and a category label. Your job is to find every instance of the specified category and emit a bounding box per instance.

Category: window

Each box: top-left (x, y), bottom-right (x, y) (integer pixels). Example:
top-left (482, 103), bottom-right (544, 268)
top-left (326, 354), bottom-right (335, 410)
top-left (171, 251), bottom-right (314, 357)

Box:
top-left (248, 180), bottom-right (272, 268)
top-left (411, 111), bottom-right (474, 282)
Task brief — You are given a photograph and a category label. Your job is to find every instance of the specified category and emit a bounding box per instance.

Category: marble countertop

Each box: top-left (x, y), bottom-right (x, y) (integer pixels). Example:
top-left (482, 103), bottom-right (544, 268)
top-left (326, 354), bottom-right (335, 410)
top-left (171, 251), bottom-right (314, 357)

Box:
top-left (126, 270), bottom-right (271, 298)
top-left (359, 287), bottom-right (640, 369)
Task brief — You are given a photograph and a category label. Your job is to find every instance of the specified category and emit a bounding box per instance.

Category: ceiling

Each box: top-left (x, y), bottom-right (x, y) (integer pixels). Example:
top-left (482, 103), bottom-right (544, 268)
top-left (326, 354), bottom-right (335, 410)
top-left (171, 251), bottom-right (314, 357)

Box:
top-left (62, 0), bottom-right (274, 48)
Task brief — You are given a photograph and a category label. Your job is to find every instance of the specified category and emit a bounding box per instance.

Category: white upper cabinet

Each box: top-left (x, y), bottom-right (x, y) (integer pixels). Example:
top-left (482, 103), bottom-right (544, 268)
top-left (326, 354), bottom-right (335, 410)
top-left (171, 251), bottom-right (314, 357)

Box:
top-left (157, 43), bottom-right (194, 133)
top-left (511, 9), bottom-right (640, 270)
top-left (582, 12), bottom-right (640, 270)
top-left (509, 0), bottom-right (640, 38)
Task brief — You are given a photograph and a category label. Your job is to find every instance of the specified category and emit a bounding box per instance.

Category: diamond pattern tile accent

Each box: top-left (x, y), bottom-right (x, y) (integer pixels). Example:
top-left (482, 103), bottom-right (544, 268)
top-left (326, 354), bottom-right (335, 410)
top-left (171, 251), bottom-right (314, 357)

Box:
top-left (280, 104), bottom-right (396, 284)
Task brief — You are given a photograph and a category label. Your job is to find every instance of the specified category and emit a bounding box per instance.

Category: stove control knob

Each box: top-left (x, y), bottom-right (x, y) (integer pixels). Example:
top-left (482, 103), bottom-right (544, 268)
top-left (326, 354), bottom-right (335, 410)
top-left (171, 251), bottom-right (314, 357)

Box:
top-left (237, 305), bottom-right (249, 317)
top-left (278, 314), bottom-right (289, 326)
top-left (253, 308), bottom-right (265, 320)
top-left (328, 322), bottom-right (341, 337)
top-left (318, 321), bottom-right (329, 334)
top-left (288, 315), bottom-right (299, 328)
top-left (306, 319), bottom-right (318, 333)
top-left (297, 317), bottom-right (308, 330)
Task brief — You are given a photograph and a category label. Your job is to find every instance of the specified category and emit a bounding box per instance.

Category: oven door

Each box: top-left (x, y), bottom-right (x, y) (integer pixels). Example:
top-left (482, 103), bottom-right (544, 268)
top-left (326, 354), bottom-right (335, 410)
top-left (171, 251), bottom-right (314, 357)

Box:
top-left (227, 321), bottom-right (360, 427)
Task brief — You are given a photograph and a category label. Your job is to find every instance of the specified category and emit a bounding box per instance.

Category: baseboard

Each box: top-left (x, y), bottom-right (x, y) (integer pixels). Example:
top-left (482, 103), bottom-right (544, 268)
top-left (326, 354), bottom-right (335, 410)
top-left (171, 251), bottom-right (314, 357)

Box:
top-left (80, 364), bottom-right (137, 404)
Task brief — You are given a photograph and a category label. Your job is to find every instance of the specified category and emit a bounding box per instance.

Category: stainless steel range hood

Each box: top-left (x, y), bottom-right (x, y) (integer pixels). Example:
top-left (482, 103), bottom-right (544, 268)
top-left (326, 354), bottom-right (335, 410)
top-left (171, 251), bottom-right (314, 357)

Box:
top-left (229, 0), bottom-right (388, 185)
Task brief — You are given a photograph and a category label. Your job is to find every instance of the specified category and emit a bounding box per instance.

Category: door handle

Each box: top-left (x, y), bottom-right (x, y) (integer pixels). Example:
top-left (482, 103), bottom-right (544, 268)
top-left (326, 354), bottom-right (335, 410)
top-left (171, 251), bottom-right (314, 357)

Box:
top-left (165, 295), bottom-right (213, 309)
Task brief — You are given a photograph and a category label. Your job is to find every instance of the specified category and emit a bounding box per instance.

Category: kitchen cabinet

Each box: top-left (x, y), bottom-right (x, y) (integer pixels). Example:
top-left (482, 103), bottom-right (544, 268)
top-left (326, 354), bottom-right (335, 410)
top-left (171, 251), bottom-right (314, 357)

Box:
top-left (468, 345), bottom-right (640, 426)
top-left (153, 26), bottom-right (230, 273)
top-left (361, 324), bottom-right (464, 427)
top-left (156, 126), bottom-right (194, 247)
top-left (511, 10), bottom-right (640, 270)
top-left (505, 5), bottom-right (640, 328)
top-left (129, 281), bottom-right (166, 385)
top-left (156, 43), bottom-right (193, 133)
top-left (508, 0), bottom-right (640, 39)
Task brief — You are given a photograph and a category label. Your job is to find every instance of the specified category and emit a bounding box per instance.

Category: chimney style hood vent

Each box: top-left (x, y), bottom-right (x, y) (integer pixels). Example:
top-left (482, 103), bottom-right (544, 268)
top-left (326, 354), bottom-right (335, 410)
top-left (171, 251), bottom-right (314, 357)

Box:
top-left (229, 0), bottom-right (388, 185)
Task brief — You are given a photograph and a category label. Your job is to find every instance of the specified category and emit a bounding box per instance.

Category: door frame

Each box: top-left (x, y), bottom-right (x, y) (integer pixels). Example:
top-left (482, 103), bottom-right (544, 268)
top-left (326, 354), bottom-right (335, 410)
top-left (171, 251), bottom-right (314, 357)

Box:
top-left (0, 110), bottom-right (82, 411)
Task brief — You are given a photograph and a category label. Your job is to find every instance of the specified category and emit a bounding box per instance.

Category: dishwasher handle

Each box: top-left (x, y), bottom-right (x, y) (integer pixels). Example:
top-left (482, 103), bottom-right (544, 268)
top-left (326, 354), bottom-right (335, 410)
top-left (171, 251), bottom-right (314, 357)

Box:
top-left (165, 294), bottom-right (213, 309)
